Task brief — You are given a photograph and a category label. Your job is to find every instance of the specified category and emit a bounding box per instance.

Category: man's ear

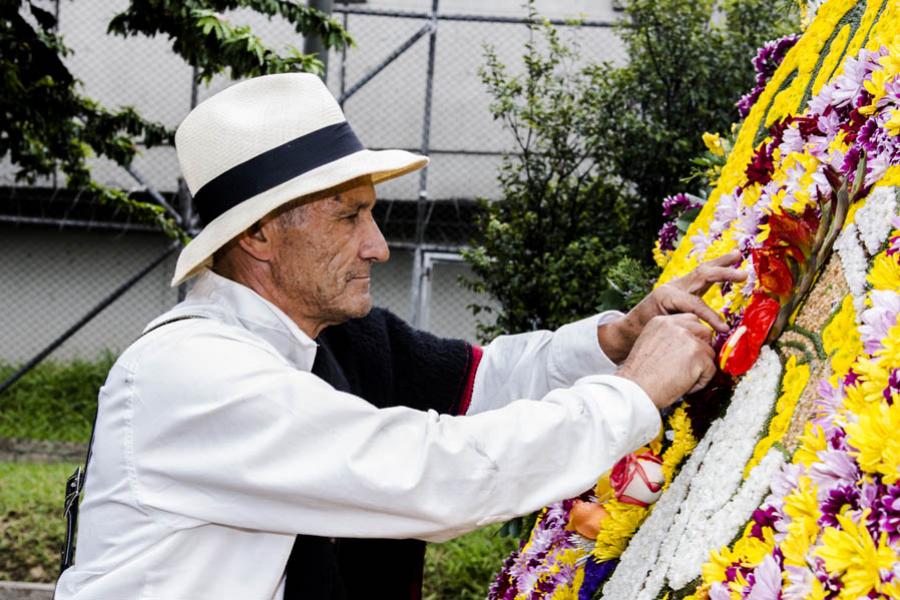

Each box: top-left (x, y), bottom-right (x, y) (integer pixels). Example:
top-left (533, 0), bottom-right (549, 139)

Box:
top-left (236, 218), bottom-right (278, 262)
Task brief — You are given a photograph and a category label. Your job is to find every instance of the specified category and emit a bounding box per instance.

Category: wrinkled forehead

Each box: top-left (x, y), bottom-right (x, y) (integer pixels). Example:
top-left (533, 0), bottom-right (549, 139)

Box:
top-left (272, 175), bottom-right (376, 219)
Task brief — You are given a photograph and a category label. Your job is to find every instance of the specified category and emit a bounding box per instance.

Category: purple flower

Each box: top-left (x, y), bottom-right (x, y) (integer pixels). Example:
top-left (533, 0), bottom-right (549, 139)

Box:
top-left (662, 193), bottom-right (698, 218)
top-left (831, 48), bottom-right (886, 109)
top-left (819, 485), bottom-right (861, 528)
top-left (577, 559), bottom-right (617, 600)
top-left (809, 83), bottom-right (837, 116)
top-left (658, 193), bottom-right (703, 252)
top-left (658, 221), bottom-right (679, 252)
top-left (885, 369), bottom-right (900, 405)
top-left (844, 368), bottom-right (861, 388)
top-left (738, 35), bottom-right (800, 118)
top-left (751, 505), bottom-right (782, 539)
top-left (813, 556), bottom-right (844, 594)
top-left (865, 482), bottom-right (900, 543)
top-left (860, 291), bottom-right (900, 355)
top-left (489, 500), bottom-right (583, 597)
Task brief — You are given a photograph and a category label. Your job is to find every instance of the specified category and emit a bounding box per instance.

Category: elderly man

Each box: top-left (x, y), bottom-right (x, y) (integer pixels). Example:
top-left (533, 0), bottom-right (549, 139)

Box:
top-left (55, 73), bottom-right (743, 600)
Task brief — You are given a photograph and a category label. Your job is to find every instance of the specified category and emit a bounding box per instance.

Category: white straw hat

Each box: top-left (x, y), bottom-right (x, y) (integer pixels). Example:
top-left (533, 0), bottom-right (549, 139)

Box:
top-left (170, 73), bottom-right (428, 286)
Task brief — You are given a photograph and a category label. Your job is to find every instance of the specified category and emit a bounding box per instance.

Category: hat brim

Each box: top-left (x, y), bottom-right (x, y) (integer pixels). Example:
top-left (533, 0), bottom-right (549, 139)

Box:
top-left (170, 148), bottom-right (428, 286)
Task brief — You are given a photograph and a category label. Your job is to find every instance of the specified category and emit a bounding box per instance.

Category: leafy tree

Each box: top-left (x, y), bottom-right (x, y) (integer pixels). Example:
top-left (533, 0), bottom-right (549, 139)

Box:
top-left (1, 1), bottom-right (352, 236)
top-left (607, 0), bottom-right (799, 221)
top-left (464, 0), bottom-right (798, 340)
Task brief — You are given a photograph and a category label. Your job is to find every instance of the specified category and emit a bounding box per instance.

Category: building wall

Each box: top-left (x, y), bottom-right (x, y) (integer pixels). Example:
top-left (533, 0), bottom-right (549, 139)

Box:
top-left (1, 1), bottom-right (611, 364)
top-left (0, 0), bottom-right (626, 199)
top-left (0, 225), bottom-right (489, 364)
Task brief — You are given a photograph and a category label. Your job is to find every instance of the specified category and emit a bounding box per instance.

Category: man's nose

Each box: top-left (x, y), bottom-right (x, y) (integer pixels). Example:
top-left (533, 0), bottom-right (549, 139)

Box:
top-left (360, 215), bottom-right (390, 263)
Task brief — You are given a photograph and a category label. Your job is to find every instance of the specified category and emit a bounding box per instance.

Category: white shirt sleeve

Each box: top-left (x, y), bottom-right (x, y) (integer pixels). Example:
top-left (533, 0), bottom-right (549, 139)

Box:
top-left (468, 311), bottom-right (629, 415)
top-left (126, 322), bottom-right (660, 543)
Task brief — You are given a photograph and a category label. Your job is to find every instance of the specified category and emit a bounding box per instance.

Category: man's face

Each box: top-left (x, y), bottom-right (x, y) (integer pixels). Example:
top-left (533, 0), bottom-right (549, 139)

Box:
top-left (267, 180), bottom-right (389, 327)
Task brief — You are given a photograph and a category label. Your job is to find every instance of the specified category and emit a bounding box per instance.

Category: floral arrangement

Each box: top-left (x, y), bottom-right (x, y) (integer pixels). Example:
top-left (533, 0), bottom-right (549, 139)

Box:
top-left (488, 407), bottom-right (696, 600)
top-left (691, 232), bottom-right (900, 598)
top-left (489, 1), bottom-right (900, 598)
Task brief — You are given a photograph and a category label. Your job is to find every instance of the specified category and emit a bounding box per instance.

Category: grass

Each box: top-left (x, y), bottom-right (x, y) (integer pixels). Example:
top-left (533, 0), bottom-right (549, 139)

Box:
top-left (0, 355), bottom-right (113, 442)
top-left (0, 462), bottom-right (75, 582)
top-left (423, 524), bottom-right (519, 599)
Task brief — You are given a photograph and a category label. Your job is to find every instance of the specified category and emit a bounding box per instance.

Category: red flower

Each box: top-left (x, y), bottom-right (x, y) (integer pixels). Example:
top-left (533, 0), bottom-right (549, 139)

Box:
top-left (752, 247), bottom-right (794, 296)
top-left (746, 143), bottom-right (775, 185)
top-left (718, 292), bottom-right (781, 377)
top-left (767, 207), bottom-right (818, 258)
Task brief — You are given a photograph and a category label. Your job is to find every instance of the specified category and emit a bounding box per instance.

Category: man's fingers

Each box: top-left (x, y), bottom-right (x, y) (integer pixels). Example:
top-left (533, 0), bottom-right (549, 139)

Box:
top-left (675, 316), bottom-right (715, 343)
top-left (673, 251), bottom-right (748, 296)
top-left (665, 291), bottom-right (730, 332)
top-left (688, 357), bottom-right (717, 394)
top-left (704, 251), bottom-right (743, 268)
top-left (683, 265), bottom-right (748, 295)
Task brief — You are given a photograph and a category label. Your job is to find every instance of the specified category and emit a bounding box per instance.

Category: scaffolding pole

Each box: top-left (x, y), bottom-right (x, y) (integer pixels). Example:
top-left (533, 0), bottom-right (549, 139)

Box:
top-left (409, 0), bottom-right (439, 328)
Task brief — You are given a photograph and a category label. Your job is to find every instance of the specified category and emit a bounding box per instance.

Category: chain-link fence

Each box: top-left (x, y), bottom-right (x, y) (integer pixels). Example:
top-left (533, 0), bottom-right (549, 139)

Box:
top-left (0, 0), bottom-right (627, 373)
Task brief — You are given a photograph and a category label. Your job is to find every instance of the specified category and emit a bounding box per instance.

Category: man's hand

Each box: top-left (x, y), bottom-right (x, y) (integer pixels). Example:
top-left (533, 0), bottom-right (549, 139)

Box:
top-left (598, 252), bottom-right (747, 363)
top-left (616, 314), bottom-right (717, 409)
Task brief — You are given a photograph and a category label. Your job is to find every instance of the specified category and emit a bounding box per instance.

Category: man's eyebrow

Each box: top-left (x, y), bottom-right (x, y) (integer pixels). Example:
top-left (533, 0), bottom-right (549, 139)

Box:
top-left (333, 193), bottom-right (373, 211)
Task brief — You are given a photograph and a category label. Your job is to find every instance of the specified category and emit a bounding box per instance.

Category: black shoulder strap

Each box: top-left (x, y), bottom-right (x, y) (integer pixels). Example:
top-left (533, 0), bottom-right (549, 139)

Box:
top-left (59, 315), bottom-right (207, 573)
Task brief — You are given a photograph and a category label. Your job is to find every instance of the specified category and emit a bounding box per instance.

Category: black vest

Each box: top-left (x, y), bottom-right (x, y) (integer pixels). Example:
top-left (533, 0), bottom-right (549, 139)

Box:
top-left (283, 308), bottom-right (476, 599)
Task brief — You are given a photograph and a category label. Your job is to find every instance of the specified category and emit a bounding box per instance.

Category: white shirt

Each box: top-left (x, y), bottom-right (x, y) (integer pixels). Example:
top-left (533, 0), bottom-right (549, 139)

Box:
top-left (55, 270), bottom-right (660, 600)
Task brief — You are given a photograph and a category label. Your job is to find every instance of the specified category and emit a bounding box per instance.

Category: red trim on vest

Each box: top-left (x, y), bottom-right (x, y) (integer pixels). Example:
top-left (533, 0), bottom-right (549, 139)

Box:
top-left (458, 345), bottom-right (483, 415)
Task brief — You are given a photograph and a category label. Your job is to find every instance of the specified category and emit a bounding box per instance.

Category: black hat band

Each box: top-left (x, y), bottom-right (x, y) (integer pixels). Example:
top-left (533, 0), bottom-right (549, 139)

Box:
top-left (192, 121), bottom-right (365, 227)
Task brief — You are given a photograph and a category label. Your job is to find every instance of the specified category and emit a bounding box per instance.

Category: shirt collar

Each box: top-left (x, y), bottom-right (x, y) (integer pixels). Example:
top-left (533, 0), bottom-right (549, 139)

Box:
top-left (157, 269), bottom-right (319, 371)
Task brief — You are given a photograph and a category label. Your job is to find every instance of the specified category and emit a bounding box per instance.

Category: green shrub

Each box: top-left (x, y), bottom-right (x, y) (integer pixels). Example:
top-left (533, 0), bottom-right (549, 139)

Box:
top-left (423, 524), bottom-right (519, 600)
top-left (464, 0), bottom-right (799, 338)
top-left (0, 354), bottom-right (113, 443)
top-left (0, 461), bottom-right (75, 582)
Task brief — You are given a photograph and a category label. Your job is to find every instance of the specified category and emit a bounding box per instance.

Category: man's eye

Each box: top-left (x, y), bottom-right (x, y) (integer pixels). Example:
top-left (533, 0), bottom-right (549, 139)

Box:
top-left (344, 213), bottom-right (359, 222)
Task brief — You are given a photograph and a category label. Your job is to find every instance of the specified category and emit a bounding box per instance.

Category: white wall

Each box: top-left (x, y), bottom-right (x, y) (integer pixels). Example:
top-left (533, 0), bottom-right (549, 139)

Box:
top-left (1, 0), bottom-right (626, 199)
top-left (0, 226), bottom-right (490, 363)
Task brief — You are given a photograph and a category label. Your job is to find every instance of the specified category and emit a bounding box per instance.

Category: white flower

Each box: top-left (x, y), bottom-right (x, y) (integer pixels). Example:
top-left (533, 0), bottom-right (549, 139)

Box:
top-left (602, 349), bottom-right (783, 598)
top-left (836, 223), bottom-right (869, 313)
top-left (599, 426), bottom-right (717, 600)
top-left (855, 186), bottom-right (899, 255)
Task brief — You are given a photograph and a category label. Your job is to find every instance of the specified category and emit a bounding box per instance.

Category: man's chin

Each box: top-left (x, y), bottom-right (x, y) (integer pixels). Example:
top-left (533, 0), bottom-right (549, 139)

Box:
top-left (340, 296), bottom-right (374, 322)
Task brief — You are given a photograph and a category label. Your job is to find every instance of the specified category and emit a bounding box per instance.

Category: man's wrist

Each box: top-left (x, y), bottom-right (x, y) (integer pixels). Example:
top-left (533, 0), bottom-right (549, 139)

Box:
top-left (597, 317), bottom-right (635, 365)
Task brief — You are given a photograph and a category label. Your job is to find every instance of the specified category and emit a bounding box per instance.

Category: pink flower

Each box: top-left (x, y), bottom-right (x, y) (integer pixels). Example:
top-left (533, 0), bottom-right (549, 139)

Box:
top-left (746, 554), bottom-right (784, 600)
top-left (859, 290), bottom-right (900, 354)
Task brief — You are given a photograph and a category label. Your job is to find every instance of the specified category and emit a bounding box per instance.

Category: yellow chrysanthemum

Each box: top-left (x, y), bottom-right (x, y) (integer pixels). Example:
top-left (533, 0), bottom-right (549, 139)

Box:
top-left (781, 476), bottom-right (821, 568)
top-left (885, 109), bottom-right (900, 137)
top-left (875, 320), bottom-right (900, 370)
top-left (734, 524), bottom-right (777, 566)
top-left (794, 421), bottom-right (828, 468)
top-left (855, 354), bottom-right (890, 390)
top-left (653, 240), bottom-right (671, 269)
top-left (702, 547), bottom-right (735, 584)
top-left (868, 252), bottom-right (900, 292)
top-left (592, 500), bottom-right (648, 562)
top-left (746, 355), bottom-right (810, 477)
top-left (822, 295), bottom-right (862, 385)
top-left (661, 405), bottom-right (697, 484)
top-left (840, 375), bottom-right (870, 420)
top-left (816, 511), bottom-right (897, 599)
top-left (727, 570), bottom-right (752, 597)
top-left (703, 132), bottom-right (726, 157)
top-left (846, 400), bottom-right (900, 483)
top-left (544, 549), bottom-right (585, 600)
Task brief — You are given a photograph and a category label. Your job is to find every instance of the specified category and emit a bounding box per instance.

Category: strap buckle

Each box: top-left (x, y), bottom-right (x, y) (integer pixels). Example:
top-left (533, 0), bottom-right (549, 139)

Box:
top-left (60, 466), bottom-right (84, 573)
